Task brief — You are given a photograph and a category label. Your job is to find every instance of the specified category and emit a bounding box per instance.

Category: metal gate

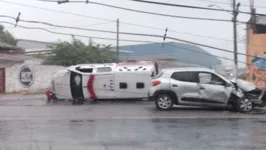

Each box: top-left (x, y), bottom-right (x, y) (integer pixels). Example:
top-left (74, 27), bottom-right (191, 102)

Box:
top-left (0, 68), bottom-right (5, 93)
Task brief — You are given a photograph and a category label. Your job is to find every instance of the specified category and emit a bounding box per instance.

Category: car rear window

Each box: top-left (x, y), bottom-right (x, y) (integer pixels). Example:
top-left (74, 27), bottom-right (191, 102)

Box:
top-left (171, 72), bottom-right (198, 82)
top-left (153, 71), bottom-right (163, 79)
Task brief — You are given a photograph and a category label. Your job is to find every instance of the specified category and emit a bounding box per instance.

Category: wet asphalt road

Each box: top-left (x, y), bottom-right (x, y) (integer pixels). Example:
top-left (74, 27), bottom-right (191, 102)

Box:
top-left (1, 95), bottom-right (266, 150)
top-left (2, 118), bottom-right (266, 150)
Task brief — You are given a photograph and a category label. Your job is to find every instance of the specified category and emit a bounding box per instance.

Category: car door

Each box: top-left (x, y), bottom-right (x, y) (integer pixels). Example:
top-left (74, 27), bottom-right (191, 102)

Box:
top-left (170, 71), bottom-right (200, 104)
top-left (197, 72), bottom-right (232, 104)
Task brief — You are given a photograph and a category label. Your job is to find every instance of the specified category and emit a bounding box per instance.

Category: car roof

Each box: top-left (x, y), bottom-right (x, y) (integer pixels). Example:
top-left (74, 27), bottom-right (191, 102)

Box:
top-left (161, 67), bottom-right (215, 73)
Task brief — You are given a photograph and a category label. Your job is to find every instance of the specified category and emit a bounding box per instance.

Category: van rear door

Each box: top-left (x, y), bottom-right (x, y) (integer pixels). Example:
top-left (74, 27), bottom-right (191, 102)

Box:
top-left (92, 67), bottom-right (115, 99)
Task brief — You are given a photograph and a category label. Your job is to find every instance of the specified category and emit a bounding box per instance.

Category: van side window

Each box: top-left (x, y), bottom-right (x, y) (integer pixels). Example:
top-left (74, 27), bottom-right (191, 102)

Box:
top-left (76, 67), bottom-right (93, 73)
top-left (171, 72), bottom-right (198, 82)
top-left (97, 67), bottom-right (112, 72)
top-left (119, 82), bottom-right (127, 89)
top-left (136, 82), bottom-right (145, 89)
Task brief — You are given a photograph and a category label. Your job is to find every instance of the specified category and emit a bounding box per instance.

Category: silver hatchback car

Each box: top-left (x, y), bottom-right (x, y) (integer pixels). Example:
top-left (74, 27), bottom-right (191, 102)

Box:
top-left (148, 67), bottom-right (252, 112)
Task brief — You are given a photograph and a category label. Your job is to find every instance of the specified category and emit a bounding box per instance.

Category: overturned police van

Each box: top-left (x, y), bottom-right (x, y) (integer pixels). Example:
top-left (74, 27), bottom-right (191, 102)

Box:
top-left (46, 61), bottom-right (159, 104)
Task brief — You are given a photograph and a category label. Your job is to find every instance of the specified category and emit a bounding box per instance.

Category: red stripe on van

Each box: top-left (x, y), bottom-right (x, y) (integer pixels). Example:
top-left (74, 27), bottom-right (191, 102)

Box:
top-left (87, 74), bottom-right (97, 99)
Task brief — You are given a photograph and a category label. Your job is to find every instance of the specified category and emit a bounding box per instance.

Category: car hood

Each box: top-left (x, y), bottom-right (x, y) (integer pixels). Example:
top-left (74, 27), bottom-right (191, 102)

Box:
top-left (231, 78), bottom-right (256, 92)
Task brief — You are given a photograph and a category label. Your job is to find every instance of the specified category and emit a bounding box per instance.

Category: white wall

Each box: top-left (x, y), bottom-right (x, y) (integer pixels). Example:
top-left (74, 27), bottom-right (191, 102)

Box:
top-left (5, 60), bottom-right (65, 93)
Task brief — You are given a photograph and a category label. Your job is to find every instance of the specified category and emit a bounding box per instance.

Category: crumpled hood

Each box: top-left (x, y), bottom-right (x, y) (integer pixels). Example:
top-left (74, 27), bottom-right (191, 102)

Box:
top-left (231, 78), bottom-right (257, 92)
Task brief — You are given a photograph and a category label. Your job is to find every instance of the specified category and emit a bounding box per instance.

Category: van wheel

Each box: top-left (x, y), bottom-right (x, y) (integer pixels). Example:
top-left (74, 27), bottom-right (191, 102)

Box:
top-left (233, 98), bottom-right (253, 113)
top-left (155, 94), bottom-right (174, 110)
top-left (75, 99), bottom-right (84, 105)
top-left (72, 99), bottom-right (77, 105)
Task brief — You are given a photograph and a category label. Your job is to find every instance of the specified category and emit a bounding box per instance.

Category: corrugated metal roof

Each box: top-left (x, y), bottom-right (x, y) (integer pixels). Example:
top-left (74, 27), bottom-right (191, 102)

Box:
top-left (0, 41), bottom-right (23, 50)
top-left (255, 15), bottom-right (266, 25)
top-left (121, 54), bottom-right (178, 61)
top-left (0, 54), bottom-right (35, 61)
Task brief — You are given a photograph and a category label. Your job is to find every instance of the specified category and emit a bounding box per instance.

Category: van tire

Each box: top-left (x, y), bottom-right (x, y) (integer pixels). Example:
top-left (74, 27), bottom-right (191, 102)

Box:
top-left (155, 94), bottom-right (174, 110)
top-left (233, 97), bottom-right (252, 113)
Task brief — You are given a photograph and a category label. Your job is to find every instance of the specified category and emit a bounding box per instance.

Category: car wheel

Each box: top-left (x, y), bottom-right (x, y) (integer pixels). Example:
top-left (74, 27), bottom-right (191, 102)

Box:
top-left (155, 94), bottom-right (174, 110)
top-left (233, 97), bottom-right (253, 113)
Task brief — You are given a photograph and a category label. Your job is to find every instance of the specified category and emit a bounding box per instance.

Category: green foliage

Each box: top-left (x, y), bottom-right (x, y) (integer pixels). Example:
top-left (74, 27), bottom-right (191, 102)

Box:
top-left (43, 38), bottom-right (116, 66)
top-left (0, 25), bottom-right (16, 45)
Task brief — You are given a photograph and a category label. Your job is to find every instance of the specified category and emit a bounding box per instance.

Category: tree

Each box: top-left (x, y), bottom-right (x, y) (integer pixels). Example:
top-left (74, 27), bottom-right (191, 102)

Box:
top-left (0, 25), bottom-right (17, 45)
top-left (43, 38), bottom-right (116, 66)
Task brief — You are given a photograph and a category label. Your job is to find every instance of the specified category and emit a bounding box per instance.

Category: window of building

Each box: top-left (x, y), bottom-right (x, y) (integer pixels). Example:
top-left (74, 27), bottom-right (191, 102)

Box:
top-left (171, 72), bottom-right (198, 83)
top-left (119, 82), bottom-right (127, 89)
top-left (255, 24), bottom-right (266, 34)
top-left (136, 82), bottom-right (145, 89)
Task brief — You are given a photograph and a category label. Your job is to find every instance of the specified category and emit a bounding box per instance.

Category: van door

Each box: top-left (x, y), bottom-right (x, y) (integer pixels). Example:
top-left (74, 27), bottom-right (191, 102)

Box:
top-left (70, 71), bottom-right (84, 99)
top-left (170, 71), bottom-right (199, 104)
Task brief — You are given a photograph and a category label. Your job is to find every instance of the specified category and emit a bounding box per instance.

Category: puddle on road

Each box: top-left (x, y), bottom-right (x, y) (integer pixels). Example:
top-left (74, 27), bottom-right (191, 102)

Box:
top-left (253, 120), bottom-right (266, 124)
top-left (70, 120), bottom-right (95, 123)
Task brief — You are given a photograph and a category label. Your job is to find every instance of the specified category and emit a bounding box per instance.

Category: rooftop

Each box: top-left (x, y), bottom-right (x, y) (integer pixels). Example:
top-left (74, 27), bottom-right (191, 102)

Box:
top-left (254, 15), bottom-right (266, 25)
top-left (0, 41), bottom-right (23, 51)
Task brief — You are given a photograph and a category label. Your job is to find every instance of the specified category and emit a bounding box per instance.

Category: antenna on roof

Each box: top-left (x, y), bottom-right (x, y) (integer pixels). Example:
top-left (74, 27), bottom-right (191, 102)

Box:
top-left (162, 27), bottom-right (168, 47)
top-left (15, 12), bottom-right (21, 27)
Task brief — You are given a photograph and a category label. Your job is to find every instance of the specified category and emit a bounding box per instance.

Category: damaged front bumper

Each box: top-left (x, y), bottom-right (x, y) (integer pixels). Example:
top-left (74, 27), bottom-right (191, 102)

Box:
top-left (248, 90), bottom-right (266, 107)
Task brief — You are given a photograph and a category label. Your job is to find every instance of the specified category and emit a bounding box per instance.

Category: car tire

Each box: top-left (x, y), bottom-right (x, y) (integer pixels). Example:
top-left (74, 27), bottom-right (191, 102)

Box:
top-left (233, 97), bottom-right (253, 113)
top-left (155, 94), bottom-right (174, 110)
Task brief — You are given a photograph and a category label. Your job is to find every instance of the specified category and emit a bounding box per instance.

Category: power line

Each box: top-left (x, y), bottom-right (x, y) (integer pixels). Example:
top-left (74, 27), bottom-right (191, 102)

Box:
top-left (0, 16), bottom-right (257, 59)
top-left (130, 0), bottom-right (266, 17)
top-left (195, 0), bottom-right (266, 9)
top-left (31, 0), bottom-right (260, 43)
top-left (0, 0), bottom-right (250, 45)
top-left (0, 20), bottom-right (162, 44)
top-left (0, 14), bottom-right (235, 43)
top-left (0, 0), bottom-right (236, 42)
top-left (130, 0), bottom-right (232, 12)
top-left (1, 21), bottom-right (256, 68)
top-left (0, 15), bottom-right (118, 34)
top-left (0, 21), bottom-right (117, 41)
top-left (0, 0), bottom-right (113, 21)
top-left (196, 0), bottom-right (232, 5)
top-left (37, 0), bottom-right (233, 22)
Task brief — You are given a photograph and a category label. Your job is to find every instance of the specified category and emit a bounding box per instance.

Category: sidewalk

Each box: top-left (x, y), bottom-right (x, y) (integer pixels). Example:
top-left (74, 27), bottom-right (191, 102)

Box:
top-left (0, 93), bottom-right (47, 106)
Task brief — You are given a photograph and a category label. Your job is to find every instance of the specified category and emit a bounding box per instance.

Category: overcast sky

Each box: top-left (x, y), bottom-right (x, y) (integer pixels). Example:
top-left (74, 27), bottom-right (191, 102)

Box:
top-left (0, 0), bottom-right (266, 67)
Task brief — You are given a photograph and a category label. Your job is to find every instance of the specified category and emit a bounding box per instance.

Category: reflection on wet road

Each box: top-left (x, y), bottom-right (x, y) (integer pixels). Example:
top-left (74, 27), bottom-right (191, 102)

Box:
top-left (1, 118), bottom-right (266, 150)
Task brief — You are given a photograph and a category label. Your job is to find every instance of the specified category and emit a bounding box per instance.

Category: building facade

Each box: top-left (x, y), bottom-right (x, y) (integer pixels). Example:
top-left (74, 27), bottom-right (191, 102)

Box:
top-left (246, 14), bottom-right (266, 89)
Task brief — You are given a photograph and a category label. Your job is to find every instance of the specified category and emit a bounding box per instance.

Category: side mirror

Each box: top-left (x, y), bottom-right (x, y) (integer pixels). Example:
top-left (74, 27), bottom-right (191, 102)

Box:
top-left (225, 82), bottom-right (231, 87)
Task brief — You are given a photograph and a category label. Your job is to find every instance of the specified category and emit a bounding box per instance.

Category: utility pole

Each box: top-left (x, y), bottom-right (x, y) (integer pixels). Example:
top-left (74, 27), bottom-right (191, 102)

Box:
top-left (116, 19), bottom-right (120, 63)
top-left (232, 0), bottom-right (240, 78)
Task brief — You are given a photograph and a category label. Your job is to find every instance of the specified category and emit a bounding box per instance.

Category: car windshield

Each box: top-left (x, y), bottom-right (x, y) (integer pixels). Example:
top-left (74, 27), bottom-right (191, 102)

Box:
top-left (1, 1), bottom-right (265, 150)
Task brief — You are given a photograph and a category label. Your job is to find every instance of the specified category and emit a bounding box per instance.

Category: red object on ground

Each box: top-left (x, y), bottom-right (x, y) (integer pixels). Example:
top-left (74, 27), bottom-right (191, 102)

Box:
top-left (46, 89), bottom-right (52, 101)
top-left (87, 74), bottom-right (97, 99)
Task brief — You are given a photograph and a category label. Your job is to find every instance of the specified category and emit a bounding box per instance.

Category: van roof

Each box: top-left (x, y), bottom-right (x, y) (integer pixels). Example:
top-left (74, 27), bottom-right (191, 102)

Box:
top-left (118, 61), bottom-right (154, 66)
